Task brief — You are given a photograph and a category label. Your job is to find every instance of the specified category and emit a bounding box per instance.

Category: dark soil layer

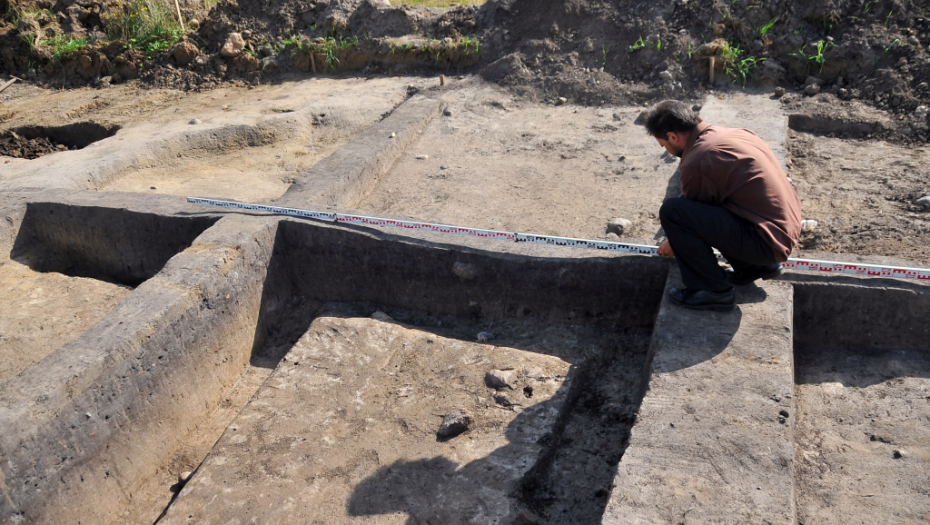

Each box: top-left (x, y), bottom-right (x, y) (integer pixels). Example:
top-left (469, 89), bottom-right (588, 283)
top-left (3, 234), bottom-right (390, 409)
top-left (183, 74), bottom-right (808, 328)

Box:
top-left (0, 130), bottom-right (70, 158)
top-left (2, 0), bottom-right (930, 138)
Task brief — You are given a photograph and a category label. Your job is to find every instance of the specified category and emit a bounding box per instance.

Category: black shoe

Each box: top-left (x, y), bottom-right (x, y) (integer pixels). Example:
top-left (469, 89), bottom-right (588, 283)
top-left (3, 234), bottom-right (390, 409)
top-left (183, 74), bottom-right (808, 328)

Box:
top-left (668, 287), bottom-right (735, 312)
top-left (725, 263), bottom-right (784, 286)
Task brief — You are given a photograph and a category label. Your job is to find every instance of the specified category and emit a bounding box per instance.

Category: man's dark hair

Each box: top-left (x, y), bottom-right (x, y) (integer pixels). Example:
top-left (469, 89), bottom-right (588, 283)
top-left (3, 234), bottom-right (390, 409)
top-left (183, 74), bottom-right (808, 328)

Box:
top-left (644, 100), bottom-right (702, 139)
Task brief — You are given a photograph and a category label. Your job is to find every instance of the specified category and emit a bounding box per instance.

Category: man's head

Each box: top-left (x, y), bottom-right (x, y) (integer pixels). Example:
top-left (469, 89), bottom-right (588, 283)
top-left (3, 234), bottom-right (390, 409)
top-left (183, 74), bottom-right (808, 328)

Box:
top-left (644, 100), bottom-right (702, 157)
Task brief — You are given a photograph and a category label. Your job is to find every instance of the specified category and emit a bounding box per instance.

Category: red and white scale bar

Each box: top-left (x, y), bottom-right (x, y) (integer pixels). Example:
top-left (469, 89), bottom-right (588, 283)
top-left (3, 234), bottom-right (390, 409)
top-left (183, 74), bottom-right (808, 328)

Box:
top-left (188, 197), bottom-right (930, 281)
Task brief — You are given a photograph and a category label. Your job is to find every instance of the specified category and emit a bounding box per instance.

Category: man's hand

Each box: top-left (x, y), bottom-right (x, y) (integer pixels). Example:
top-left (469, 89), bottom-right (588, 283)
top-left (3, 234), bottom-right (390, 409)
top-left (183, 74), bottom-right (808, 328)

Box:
top-left (657, 240), bottom-right (675, 258)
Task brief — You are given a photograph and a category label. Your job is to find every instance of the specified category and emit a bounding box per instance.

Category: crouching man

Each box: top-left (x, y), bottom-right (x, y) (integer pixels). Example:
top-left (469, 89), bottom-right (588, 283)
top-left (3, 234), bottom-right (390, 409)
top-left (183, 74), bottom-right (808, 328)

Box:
top-left (645, 100), bottom-right (802, 311)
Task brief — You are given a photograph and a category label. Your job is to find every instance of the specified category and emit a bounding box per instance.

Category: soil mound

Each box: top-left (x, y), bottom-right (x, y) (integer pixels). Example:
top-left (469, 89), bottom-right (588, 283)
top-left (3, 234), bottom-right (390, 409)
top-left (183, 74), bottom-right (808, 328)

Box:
top-left (0, 0), bottom-right (929, 140)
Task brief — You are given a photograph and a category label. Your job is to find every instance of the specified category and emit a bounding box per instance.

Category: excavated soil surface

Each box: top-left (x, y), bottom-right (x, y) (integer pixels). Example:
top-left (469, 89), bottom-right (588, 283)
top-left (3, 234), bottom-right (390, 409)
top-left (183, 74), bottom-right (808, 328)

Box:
top-left (0, 260), bottom-right (131, 382)
top-left (794, 347), bottom-right (930, 525)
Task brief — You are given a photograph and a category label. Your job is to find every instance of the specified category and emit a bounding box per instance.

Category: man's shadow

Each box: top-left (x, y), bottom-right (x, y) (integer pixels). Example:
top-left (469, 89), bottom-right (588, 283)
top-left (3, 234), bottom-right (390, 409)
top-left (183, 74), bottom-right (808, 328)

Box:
top-left (346, 385), bottom-right (570, 524)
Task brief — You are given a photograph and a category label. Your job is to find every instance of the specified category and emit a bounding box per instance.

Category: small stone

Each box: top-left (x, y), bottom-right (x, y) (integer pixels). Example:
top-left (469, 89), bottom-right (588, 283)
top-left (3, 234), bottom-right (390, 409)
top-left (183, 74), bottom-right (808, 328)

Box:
top-left (915, 196), bottom-right (930, 210)
top-left (774, 86), bottom-right (786, 97)
top-left (908, 36), bottom-right (920, 46)
top-left (658, 70), bottom-right (673, 81)
top-left (557, 97), bottom-right (568, 105)
top-left (220, 33), bottom-right (246, 58)
top-left (477, 331), bottom-right (495, 342)
top-left (485, 369), bottom-right (516, 389)
top-left (390, 132), bottom-right (396, 138)
top-left (370, 310), bottom-right (394, 323)
top-left (493, 393), bottom-right (518, 407)
top-left (443, 109), bottom-right (453, 116)
top-left (172, 41), bottom-right (200, 66)
top-left (801, 219), bottom-right (818, 232)
top-left (804, 76), bottom-right (825, 87)
top-left (606, 217), bottom-right (632, 236)
top-left (915, 106), bottom-right (929, 119)
top-left (804, 84), bottom-right (821, 96)
top-left (605, 232), bottom-right (621, 242)
top-left (452, 261), bottom-right (477, 280)
top-left (179, 471), bottom-right (193, 484)
top-left (241, 30), bottom-right (252, 40)
top-left (150, 186), bottom-right (157, 190)
top-left (189, 118), bottom-right (201, 125)
top-left (893, 449), bottom-right (906, 459)
top-left (415, 154), bottom-right (429, 160)
top-left (437, 409), bottom-right (471, 438)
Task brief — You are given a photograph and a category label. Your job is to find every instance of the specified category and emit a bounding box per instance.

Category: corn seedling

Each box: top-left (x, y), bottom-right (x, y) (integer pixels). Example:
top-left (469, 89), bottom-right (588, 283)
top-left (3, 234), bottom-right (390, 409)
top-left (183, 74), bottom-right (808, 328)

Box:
top-left (755, 17), bottom-right (778, 40)
top-left (790, 40), bottom-right (834, 73)
top-left (863, 0), bottom-right (878, 12)
top-left (627, 36), bottom-right (647, 54)
top-left (885, 10), bottom-right (893, 27)
top-left (885, 38), bottom-right (901, 53)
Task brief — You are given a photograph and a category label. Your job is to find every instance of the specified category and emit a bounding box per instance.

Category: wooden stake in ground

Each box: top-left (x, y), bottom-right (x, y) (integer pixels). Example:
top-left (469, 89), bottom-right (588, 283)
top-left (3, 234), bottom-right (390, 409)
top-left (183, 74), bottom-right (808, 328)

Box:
top-left (0, 76), bottom-right (21, 95)
top-left (708, 56), bottom-right (715, 85)
top-left (174, 0), bottom-right (186, 32)
top-left (440, 74), bottom-right (445, 87)
top-left (310, 53), bottom-right (317, 73)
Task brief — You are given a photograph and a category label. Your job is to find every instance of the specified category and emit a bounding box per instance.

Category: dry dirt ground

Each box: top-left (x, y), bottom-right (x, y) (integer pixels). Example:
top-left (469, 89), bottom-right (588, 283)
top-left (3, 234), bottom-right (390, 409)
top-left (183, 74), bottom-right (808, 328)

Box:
top-left (2, 71), bottom-right (930, 523)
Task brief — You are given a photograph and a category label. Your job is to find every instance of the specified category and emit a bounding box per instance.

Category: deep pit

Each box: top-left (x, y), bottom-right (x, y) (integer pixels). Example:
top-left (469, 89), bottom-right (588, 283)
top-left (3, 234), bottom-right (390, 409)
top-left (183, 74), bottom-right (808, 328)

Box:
top-left (793, 282), bottom-right (930, 525)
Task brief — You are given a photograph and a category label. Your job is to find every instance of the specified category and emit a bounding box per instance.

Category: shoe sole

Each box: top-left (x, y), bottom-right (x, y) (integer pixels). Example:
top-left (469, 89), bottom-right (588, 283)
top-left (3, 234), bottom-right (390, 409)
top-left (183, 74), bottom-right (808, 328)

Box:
top-left (668, 295), bottom-right (736, 312)
top-left (728, 266), bottom-right (785, 286)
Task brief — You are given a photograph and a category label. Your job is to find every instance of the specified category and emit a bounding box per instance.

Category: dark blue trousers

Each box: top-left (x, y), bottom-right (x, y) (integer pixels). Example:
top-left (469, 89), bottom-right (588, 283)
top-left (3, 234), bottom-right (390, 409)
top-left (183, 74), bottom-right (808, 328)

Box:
top-left (659, 197), bottom-right (778, 292)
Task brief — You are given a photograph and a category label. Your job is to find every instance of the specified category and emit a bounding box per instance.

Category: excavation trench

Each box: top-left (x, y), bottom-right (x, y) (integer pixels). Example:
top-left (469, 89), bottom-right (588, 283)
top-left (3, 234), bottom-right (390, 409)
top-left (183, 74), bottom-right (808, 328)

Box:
top-left (3, 200), bottom-right (930, 525)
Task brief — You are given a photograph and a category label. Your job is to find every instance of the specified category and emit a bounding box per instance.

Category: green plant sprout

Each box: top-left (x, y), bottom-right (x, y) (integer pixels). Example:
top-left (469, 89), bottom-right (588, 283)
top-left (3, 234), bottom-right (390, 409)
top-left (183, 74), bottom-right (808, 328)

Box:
top-left (42, 35), bottom-right (89, 60)
top-left (864, 0), bottom-right (877, 12)
top-left (755, 17), bottom-right (778, 40)
top-left (601, 47), bottom-right (607, 65)
top-left (885, 10), bottom-right (893, 27)
top-left (885, 38), bottom-right (901, 53)
top-left (656, 37), bottom-right (662, 51)
top-left (791, 40), bottom-right (834, 73)
top-left (627, 36), bottom-right (647, 53)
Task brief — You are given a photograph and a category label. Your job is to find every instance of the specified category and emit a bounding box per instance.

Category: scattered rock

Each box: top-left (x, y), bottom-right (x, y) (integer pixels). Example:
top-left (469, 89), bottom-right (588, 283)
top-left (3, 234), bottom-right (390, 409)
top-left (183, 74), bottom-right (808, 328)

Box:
top-left (443, 109), bottom-right (453, 117)
top-left (440, 164), bottom-right (449, 170)
top-left (556, 97), bottom-right (568, 105)
top-left (415, 154), bottom-right (429, 160)
top-left (908, 36), bottom-right (920, 46)
top-left (801, 219), bottom-right (818, 232)
top-left (220, 33), bottom-right (246, 58)
top-left (477, 331), bottom-right (495, 342)
top-left (915, 196), bottom-right (930, 210)
top-left (691, 104), bottom-right (702, 112)
top-left (389, 132), bottom-right (396, 138)
top-left (893, 449), bottom-right (906, 459)
top-left (493, 393), bottom-right (519, 407)
top-left (178, 471), bottom-right (193, 484)
top-left (605, 232), bottom-right (621, 242)
top-left (437, 409), bottom-right (471, 438)
top-left (804, 84), bottom-right (821, 96)
top-left (804, 76), bottom-right (825, 87)
top-left (172, 41), bottom-right (200, 66)
top-left (485, 369), bottom-right (517, 389)
top-left (370, 310), bottom-right (394, 323)
top-left (658, 70), bottom-right (673, 81)
top-left (915, 106), bottom-right (929, 119)
top-left (774, 86), bottom-right (786, 97)
top-left (189, 118), bottom-right (201, 125)
top-left (452, 261), bottom-right (477, 280)
top-left (606, 217), bottom-right (632, 236)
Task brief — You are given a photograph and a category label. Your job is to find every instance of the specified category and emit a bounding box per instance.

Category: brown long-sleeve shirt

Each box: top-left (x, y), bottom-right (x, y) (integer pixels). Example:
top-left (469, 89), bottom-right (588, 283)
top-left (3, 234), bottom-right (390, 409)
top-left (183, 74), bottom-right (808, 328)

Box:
top-left (679, 122), bottom-right (802, 262)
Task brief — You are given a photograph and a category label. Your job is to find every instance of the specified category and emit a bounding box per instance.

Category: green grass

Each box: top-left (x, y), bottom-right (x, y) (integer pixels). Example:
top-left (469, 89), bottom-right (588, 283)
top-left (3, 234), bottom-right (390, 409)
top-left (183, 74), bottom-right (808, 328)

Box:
top-left (754, 17), bottom-right (778, 40)
top-left (42, 35), bottom-right (90, 60)
top-left (720, 41), bottom-right (765, 85)
top-left (790, 40), bottom-right (835, 73)
top-left (103, 0), bottom-right (185, 57)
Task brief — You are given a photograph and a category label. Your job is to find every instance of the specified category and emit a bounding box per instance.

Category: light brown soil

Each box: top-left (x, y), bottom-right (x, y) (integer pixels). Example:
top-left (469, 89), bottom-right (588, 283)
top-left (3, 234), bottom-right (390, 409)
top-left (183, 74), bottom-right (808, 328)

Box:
top-left (794, 348), bottom-right (930, 525)
top-left (0, 260), bottom-right (131, 382)
top-left (788, 129), bottom-right (930, 267)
